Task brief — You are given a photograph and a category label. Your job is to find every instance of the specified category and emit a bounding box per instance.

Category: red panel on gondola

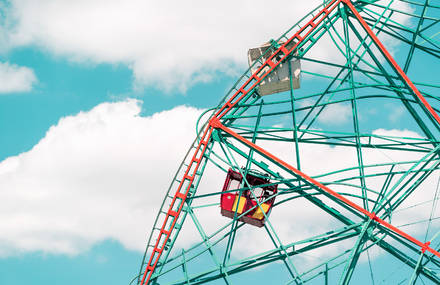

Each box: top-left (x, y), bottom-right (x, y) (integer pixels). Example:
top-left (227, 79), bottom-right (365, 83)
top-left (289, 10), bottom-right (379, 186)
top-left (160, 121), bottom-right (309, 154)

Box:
top-left (220, 169), bottom-right (277, 227)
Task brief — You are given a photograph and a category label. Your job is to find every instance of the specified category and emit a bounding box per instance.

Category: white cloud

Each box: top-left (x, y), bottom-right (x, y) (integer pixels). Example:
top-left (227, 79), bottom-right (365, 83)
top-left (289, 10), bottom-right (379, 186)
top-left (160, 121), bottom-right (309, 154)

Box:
top-left (317, 103), bottom-right (352, 125)
top-left (0, 0), bottom-right (413, 92)
top-left (0, 61), bottom-right (37, 93)
top-left (0, 0), bottom-right (324, 92)
top-left (0, 99), bottom-right (437, 276)
top-left (0, 100), bottom-right (203, 255)
top-left (387, 105), bottom-right (405, 123)
top-left (178, 126), bottom-right (439, 275)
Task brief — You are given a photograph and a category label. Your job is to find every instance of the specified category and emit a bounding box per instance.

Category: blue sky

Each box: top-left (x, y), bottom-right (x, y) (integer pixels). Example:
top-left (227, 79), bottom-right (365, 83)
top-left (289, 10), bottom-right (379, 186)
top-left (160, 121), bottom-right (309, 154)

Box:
top-left (0, 0), bottom-right (301, 283)
top-left (0, 32), bottom-right (240, 285)
top-left (0, 44), bottom-right (142, 285)
top-left (0, 0), bottom-right (439, 284)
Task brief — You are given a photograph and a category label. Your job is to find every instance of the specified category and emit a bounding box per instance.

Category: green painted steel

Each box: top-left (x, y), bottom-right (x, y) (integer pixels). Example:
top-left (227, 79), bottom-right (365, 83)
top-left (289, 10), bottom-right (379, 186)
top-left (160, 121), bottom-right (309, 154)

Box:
top-left (133, 0), bottom-right (440, 284)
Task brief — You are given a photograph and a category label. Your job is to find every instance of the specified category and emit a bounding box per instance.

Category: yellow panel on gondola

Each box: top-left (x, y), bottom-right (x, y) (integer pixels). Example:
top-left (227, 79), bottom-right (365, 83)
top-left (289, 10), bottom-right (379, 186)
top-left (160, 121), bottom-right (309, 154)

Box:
top-left (252, 203), bottom-right (270, 220)
top-left (232, 196), bottom-right (246, 214)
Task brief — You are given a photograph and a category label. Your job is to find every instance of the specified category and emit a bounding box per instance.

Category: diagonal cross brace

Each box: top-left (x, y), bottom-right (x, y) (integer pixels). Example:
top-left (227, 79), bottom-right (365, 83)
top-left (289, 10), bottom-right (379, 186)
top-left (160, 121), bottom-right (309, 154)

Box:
top-left (140, 1), bottom-right (343, 283)
top-left (213, 120), bottom-right (440, 259)
top-left (342, 0), bottom-right (440, 128)
top-left (140, 0), bottom-right (440, 283)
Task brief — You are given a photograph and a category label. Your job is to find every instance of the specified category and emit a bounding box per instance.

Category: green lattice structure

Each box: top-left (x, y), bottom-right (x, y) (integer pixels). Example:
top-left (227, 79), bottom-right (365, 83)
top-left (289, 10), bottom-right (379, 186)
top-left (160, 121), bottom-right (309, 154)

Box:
top-left (132, 0), bottom-right (440, 284)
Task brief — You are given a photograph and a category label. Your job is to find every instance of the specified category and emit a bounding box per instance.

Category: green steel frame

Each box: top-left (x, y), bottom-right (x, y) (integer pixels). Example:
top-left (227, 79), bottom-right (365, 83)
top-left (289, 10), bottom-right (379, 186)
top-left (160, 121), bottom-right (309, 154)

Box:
top-left (132, 0), bottom-right (440, 284)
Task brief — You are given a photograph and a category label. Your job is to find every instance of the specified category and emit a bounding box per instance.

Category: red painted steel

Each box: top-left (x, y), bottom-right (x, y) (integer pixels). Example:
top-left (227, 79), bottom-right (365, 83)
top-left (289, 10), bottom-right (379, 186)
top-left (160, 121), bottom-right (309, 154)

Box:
top-left (215, 121), bottom-right (440, 258)
top-left (213, 0), bottom-right (342, 121)
top-left (220, 169), bottom-right (243, 214)
top-left (141, 0), bottom-right (440, 283)
top-left (140, 125), bottom-right (214, 284)
top-left (342, 0), bottom-right (440, 126)
top-left (220, 169), bottom-right (277, 227)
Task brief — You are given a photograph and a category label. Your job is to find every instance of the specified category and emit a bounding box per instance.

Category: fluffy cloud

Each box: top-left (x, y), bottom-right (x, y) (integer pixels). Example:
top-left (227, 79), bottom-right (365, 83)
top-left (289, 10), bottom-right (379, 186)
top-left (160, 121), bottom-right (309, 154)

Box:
top-left (0, 0), bottom-right (323, 91)
top-left (166, 125), bottom-right (439, 280)
top-left (0, 0), bottom-right (413, 92)
top-left (0, 100), bottom-right (203, 255)
top-left (0, 61), bottom-right (37, 93)
top-left (0, 99), bottom-right (437, 273)
top-left (317, 103), bottom-right (352, 125)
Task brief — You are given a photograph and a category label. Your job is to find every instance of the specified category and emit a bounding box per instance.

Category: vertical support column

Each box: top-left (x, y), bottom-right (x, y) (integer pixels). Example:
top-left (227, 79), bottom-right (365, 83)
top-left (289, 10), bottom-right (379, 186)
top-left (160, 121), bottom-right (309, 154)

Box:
top-left (342, 0), bottom-right (440, 129)
top-left (340, 4), bottom-right (369, 211)
top-left (288, 60), bottom-right (302, 171)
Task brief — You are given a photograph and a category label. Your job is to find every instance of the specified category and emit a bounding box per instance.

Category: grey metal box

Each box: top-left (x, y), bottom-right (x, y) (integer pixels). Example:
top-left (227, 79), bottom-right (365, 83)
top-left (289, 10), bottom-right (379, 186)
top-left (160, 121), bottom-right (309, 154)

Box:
top-left (248, 42), bottom-right (301, 96)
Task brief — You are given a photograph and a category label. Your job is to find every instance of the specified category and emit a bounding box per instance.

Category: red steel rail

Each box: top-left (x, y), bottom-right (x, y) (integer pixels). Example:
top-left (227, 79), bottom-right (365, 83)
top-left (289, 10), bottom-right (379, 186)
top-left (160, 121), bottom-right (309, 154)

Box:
top-left (212, 117), bottom-right (440, 257)
top-left (140, 0), bottom-right (440, 283)
top-left (139, 125), bottom-right (214, 285)
top-left (214, 0), bottom-right (341, 121)
top-left (140, 1), bottom-right (342, 283)
top-left (342, 0), bottom-right (440, 126)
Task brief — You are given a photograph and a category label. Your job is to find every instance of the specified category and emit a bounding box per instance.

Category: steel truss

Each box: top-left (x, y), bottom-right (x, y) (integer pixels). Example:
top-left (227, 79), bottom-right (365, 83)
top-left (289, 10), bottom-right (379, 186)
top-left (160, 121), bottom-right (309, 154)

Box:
top-left (133, 0), bottom-right (440, 284)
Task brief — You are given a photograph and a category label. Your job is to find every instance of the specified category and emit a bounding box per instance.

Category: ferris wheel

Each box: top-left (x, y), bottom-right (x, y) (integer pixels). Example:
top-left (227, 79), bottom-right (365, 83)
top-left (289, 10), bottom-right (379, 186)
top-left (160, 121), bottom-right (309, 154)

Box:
top-left (133, 0), bottom-right (440, 284)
